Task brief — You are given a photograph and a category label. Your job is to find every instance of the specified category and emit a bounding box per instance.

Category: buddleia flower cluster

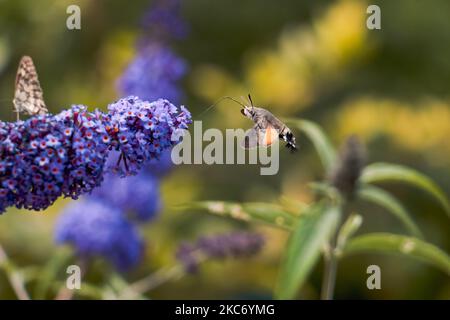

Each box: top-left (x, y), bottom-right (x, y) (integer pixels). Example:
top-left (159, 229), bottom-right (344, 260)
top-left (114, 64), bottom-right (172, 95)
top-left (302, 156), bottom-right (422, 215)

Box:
top-left (0, 96), bottom-right (191, 214)
top-left (54, 0), bottom-right (190, 271)
top-left (0, 105), bottom-right (107, 212)
top-left (106, 96), bottom-right (190, 176)
top-left (117, 0), bottom-right (187, 103)
top-left (176, 232), bottom-right (265, 273)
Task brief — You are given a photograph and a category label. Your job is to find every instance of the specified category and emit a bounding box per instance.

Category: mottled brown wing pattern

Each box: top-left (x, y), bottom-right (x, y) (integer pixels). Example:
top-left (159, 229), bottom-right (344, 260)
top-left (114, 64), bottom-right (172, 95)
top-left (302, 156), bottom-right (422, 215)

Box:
top-left (13, 56), bottom-right (48, 117)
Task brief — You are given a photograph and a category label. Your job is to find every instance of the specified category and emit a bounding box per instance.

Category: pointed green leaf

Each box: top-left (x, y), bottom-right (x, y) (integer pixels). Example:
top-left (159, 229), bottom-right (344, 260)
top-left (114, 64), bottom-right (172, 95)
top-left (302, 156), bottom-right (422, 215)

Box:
top-left (336, 213), bottom-right (363, 254)
top-left (34, 248), bottom-right (72, 299)
top-left (344, 233), bottom-right (450, 275)
top-left (309, 182), bottom-right (342, 203)
top-left (361, 163), bottom-right (449, 216)
top-left (285, 119), bottom-right (336, 171)
top-left (275, 203), bottom-right (341, 299)
top-left (176, 201), bottom-right (299, 230)
top-left (357, 185), bottom-right (423, 238)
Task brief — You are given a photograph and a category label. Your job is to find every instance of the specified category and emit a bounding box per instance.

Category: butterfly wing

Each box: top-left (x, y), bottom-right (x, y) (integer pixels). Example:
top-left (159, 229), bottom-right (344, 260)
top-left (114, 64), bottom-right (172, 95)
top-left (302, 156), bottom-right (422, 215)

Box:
top-left (13, 56), bottom-right (48, 116)
top-left (241, 124), bottom-right (279, 149)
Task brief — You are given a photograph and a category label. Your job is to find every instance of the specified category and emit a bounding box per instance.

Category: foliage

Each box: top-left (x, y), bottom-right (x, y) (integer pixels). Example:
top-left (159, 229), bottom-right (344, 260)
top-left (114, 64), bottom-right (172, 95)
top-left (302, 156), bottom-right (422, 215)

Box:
top-left (178, 118), bottom-right (449, 299)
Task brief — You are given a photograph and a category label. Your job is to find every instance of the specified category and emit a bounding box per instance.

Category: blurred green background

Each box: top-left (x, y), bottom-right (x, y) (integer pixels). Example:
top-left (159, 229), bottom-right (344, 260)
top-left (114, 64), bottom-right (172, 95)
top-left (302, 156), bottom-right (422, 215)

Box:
top-left (0, 0), bottom-right (449, 299)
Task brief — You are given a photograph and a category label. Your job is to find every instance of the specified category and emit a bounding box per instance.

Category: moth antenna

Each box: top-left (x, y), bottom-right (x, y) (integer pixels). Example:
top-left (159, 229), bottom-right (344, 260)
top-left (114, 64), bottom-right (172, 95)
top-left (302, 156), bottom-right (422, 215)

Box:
top-left (197, 96), bottom-right (246, 118)
top-left (240, 96), bottom-right (247, 106)
top-left (248, 94), bottom-right (254, 106)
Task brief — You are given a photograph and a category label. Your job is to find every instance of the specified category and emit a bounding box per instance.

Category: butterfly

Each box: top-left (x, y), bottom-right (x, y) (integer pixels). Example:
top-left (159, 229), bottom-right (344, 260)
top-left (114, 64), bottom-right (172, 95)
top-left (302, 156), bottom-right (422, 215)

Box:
top-left (240, 94), bottom-right (297, 151)
top-left (13, 56), bottom-right (48, 120)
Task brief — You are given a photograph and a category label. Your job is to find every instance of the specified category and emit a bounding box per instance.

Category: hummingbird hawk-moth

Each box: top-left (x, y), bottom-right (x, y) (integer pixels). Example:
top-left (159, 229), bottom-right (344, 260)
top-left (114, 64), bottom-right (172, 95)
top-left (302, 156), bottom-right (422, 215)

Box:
top-left (240, 94), bottom-right (297, 152)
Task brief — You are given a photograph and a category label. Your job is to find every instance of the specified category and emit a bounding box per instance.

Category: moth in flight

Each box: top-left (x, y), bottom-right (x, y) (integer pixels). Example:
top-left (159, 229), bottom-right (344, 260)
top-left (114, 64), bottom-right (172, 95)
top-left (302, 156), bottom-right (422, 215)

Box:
top-left (240, 94), bottom-right (297, 152)
top-left (200, 94), bottom-right (297, 152)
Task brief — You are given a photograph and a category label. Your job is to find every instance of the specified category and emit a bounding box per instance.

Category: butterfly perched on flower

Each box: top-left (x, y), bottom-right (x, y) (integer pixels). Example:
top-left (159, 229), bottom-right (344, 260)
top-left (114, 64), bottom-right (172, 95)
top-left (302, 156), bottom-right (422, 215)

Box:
top-left (13, 56), bottom-right (48, 120)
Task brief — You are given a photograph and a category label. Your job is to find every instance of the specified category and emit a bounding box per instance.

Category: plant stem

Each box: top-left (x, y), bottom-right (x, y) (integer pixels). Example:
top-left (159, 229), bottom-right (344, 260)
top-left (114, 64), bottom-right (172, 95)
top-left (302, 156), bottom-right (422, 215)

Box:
top-left (0, 244), bottom-right (30, 300)
top-left (321, 201), bottom-right (349, 300)
top-left (321, 243), bottom-right (338, 300)
top-left (119, 252), bottom-right (208, 299)
top-left (129, 264), bottom-right (185, 295)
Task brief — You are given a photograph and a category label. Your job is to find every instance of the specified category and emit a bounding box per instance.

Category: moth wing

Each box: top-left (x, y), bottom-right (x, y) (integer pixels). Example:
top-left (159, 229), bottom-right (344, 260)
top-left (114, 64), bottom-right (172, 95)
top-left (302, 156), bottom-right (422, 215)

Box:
top-left (258, 124), bottom-right (279, 147)
top-left (241, 125), bottom-right (259, 149)
top-left (241, 124), bottom-right (279, 149)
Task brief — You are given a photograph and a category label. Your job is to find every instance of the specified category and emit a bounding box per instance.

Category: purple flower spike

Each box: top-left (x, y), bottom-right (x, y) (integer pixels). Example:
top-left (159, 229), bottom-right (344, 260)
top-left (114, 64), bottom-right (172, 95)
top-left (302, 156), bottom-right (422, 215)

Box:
top-left (0, 96), bottom-right (191, 213)
top-left (140, 0), bottom-right (188, 40)
top-left (0, 107), bottom-right (110, 213)
top-left (91, 167), bottom-right (161, 222)
top-left (176, 232), bottom-right (265, 273)
top-left (55, 198), bottom-right (144, 271)
top-left (117, 44), bottom-right (187, 104)
top-left (107, 96), bottom-right (191, 177)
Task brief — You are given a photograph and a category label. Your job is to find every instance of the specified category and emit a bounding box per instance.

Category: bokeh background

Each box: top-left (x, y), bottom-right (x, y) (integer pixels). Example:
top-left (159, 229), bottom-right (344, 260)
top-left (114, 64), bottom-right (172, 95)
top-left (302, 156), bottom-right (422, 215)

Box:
top-left (0, 0), bottom-right (449, 299)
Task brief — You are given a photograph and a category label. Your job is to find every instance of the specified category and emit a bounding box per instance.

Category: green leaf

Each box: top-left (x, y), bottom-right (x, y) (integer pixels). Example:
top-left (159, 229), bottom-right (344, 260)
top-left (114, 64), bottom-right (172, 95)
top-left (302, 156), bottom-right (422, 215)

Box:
top-left (275, 203), bottom-right (341, 299)
top-left (34, 248), bottom-right (72, 299)
top-left (344, 233), bottom-right (450, 275)
top-left (176, 201), bottom-right (299, 230)
top-left (309, 182), bottom-right (342, 204)
top-left (357, 185), bottom-right (423, 238)
top-left (361, 163), bottom-right (450, 216)
top-left (285, 119), bottom-right (336, 171)
top-left (336, 213), bottom-right (363, 254)
top-left (106, 273), bottom-right (148, 300)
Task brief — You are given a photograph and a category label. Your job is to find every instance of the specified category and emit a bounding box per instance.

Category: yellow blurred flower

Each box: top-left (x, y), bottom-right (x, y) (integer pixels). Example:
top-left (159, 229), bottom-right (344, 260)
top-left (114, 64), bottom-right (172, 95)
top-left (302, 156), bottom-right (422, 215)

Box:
top-left (191, 0), bottom-right (369, 114)
top-left (190, 65), bottom-right (245, 102)
top-left (334, 97), bottom-right (450, 163)
top-left (245, 0), bottom-right (368, 112)
top-left (314, 0), bottom-right (368, 68)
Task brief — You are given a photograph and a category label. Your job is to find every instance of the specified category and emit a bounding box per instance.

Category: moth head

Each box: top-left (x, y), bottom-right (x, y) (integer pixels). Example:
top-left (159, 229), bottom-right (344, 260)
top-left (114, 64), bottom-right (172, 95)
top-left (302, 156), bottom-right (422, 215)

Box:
top-left (241, 106), bottom-right (254, 118)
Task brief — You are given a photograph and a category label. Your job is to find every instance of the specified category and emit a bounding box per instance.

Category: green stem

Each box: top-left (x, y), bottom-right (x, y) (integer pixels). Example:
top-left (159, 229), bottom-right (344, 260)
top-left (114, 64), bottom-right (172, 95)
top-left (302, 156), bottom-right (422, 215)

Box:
top-left (321, 201), bottom-right (347, 300)
top-left (119, 251), bottom-right (208, 299)
top-left (126, 264), bottom-right (185, 296)
top-left (321, 244), bottom-right (338, 300)
top-left (0, 244), bottom-right (30, 300)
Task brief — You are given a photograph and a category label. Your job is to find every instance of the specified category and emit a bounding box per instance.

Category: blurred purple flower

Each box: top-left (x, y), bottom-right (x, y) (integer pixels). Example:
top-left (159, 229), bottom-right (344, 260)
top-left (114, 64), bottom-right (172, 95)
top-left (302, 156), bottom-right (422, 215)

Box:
top-left (140, 0), bottom-right (188, 40)
top-left (176, 232), bottom-right (265, 273)
top-left (55, 198), bottom-right (144, 271)
top-left (91, 170), bottom-right (161, 222)
top-left (117, 44), bottom-right (187, 104)
top-left (144, 148), bottom-right (174, 177)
